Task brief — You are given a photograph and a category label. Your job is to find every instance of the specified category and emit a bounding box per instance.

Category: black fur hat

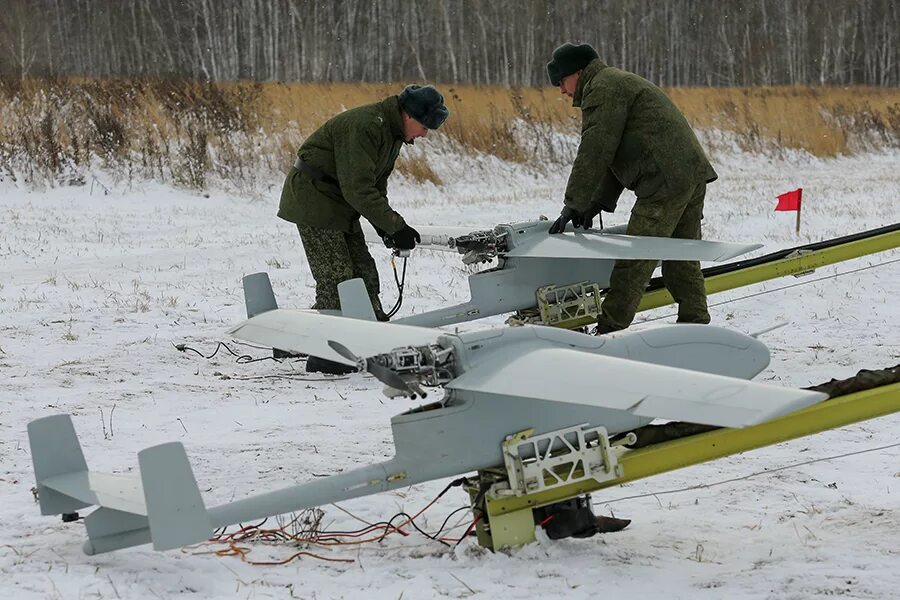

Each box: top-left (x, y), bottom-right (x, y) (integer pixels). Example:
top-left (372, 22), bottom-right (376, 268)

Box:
top-left (547, 43), bottom-right (599, 86)
top-left (399, 85), bottom-right (449, 130)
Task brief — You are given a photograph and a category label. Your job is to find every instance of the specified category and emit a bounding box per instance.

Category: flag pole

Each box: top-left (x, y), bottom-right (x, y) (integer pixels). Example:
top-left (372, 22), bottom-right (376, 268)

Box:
top-left (795, 189), bottom-right (803, 234)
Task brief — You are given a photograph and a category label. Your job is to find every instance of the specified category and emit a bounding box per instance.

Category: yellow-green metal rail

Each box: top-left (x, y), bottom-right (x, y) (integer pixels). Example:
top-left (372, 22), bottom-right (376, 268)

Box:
top-left (559, 226), bottom-right (900, 330)
top-left (638, 226), bottom-right (900, 312)
top-left (488, 382), bottom-right (900, 516)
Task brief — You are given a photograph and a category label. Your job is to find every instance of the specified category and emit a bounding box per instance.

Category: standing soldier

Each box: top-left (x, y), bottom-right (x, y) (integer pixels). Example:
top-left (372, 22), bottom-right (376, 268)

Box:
top-left (546, 43), bottom-right (718, 334)
top-left (278, 85), bottom-right (449, 373)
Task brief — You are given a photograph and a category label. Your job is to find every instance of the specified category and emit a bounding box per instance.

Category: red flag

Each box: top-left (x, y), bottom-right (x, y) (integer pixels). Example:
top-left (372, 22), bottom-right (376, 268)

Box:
top-left (775, 188), bottom-right (802, 211)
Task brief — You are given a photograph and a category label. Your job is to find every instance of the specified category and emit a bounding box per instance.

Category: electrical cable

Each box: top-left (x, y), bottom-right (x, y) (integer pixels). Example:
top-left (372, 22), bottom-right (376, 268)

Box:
top-left (430, 506), bottom-right (474, 539)
top-left (174, 340), bottom-right (304, 365)
top-left (385, 255), bottom-right (408, 319)
top-left (202, 477), bottom-right (474, 564)
top-left (174, 340), bottom-right (285, 364)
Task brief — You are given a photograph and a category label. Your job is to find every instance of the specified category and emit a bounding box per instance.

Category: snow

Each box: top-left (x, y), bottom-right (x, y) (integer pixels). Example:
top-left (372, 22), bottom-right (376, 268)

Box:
top-left (1, 142), bottom-right (899, 599)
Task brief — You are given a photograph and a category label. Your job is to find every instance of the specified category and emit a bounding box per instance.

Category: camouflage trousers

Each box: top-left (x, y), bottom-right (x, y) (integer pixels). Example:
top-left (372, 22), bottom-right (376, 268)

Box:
top-left (596, 182), bottom-right (710, 332)
top-left (297, 224), bottom-right (388, 321)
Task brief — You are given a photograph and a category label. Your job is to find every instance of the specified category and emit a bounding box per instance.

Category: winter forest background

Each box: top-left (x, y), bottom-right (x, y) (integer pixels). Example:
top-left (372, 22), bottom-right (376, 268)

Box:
top-left (2, 0), bottom-right (898, 86)
top-left (0, 1), bottom-right (897, 191)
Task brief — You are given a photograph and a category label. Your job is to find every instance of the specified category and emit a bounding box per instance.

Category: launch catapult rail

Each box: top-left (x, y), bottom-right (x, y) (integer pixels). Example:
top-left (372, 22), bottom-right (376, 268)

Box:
top-left (554, 222), bottom-right (900, 330)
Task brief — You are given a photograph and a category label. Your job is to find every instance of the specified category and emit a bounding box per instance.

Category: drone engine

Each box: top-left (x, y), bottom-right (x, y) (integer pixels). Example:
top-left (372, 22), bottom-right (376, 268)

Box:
top-left (449, 227), bottom-right (509, 264)
top-left (369, 344), bottom-right (456, 399)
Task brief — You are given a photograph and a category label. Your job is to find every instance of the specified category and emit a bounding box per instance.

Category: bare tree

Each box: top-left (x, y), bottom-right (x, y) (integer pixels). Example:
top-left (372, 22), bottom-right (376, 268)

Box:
top-left (4, 0), bottom-right (897, 87)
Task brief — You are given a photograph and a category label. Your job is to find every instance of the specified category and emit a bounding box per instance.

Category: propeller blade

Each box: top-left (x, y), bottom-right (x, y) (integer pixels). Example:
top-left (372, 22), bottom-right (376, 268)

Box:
top-left (327, 341), bottom-right (417, 396)
top-left (327, 340), bottom-right (363, 366)
top-left (366, 359), bottom-right (418, 396)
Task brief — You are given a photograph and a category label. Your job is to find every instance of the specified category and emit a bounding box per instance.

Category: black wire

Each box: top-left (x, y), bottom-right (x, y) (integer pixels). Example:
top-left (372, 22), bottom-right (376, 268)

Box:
top-left (212, 518), bottom-right (270, 540)
top-left (174, 341), bottom-right (289, 364)
top-left (385, 256), bottom-right (408, 319)
top-left (314, 520), bottom-right (406, 538)
top-left (454, 480), bottom-right (491, 547)
top-left (430, 506), bottom-right (473, 539)
top-left (323, 477), bottom-right (471, 543)
top-left (382, 512), bottom-right (452, 547)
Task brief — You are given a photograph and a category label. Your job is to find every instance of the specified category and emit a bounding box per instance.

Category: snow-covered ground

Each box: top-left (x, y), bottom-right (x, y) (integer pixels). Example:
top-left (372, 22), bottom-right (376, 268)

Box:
top-left (1, 145), bottom-right (899, 599)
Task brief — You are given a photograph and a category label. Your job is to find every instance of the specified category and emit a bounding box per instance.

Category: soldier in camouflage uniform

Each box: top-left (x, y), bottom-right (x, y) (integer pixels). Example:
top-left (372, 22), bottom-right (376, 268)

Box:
top-left (547, 43), bottom-right (719, 334)
top-left (278, 85), bottom-right (449, 372)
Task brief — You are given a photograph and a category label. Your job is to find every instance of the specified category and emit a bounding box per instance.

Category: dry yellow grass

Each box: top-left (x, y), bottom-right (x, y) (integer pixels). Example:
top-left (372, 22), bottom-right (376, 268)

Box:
top-left (252, 82), bottom-right (899, 158)
top-left (667, 86), bottom-right (900, 156)
top-left (250, 82), bottom-right (576, 163)
top-left (1, 78), bottom-right (897, 189)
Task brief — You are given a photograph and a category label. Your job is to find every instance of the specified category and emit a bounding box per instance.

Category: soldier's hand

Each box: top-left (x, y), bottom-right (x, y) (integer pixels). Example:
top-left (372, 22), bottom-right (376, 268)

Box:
top-left (392, 225), bottom-right (421, 250)
top-left (374, 225), bottom-right (395, 248)
top-left (579, 210), bottom-right (603, 230)
top-left (548, 206), bottom-right (580, 234)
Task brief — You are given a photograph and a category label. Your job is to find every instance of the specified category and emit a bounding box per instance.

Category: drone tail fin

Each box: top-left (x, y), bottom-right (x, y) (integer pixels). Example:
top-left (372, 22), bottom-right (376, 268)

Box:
top-left (138, 442), bottom-right (213, 551)
top-left (29, 415), bottom-right (213, 555)
top-left (242, 272), bottom-right (278, 318)
top-left (28, 414), bottom-right (93, 516)
top-left (338, 278), bottom-right (377, 321)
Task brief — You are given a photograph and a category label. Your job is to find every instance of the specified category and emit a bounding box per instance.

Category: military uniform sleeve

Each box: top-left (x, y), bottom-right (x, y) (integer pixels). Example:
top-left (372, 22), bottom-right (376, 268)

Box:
top-left (590, 168), bottom-right (625, 213)
top-left (564, 90), bottom-right (629, 214)
top-left (333, 122), bottom-right (406, 234)
top-left (376, 163), bottom-right (393, 198)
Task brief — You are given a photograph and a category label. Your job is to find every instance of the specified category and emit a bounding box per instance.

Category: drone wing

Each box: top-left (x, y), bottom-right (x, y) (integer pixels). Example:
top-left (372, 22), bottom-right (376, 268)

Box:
top-left (227, 309), bottom-right (441, 365)
top-left (504, 231), bottom-right (761, 262)
top-left (447, 348), bottom-right (826, 428)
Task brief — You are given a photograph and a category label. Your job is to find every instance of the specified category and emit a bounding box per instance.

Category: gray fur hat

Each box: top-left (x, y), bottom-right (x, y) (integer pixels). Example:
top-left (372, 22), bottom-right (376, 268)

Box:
top-left (399, 85), bottom-right (449, 130)
top-left (547, 43), bottom-right (599, 86)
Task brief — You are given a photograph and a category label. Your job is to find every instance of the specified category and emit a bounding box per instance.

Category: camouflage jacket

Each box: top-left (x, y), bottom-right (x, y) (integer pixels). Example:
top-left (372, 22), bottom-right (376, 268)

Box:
top-left (565, 60), bottom-right (718, 215)
top-left (278, 96), bottom-right (406, 234)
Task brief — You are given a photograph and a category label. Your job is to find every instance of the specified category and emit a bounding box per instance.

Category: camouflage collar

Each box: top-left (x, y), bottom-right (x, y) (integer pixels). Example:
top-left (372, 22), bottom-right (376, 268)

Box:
top-left (380, 96), bottom-right (406, 140)
top-left (572, 59), bottom-right (609, 108)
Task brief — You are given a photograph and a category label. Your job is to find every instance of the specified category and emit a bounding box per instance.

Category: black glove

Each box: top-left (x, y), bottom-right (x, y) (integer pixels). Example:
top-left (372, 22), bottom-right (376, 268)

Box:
top-left (579, 210), bottom-right (603, 230)
top-left (391, 224), bottom-right (421, 250)
top-left (373, 225), bottom-right (395, 248)
top-left (549, 206), bottom-right (581, 234)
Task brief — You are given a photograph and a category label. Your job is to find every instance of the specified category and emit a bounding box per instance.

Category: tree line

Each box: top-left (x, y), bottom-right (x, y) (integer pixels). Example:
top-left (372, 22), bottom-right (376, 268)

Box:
top-left (1, 0), bottom-right (897, 87)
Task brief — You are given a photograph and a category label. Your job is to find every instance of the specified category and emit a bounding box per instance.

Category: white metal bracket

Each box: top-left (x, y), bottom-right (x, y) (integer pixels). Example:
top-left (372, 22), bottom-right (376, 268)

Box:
top-left (500, 424), bottom-right (629, 496)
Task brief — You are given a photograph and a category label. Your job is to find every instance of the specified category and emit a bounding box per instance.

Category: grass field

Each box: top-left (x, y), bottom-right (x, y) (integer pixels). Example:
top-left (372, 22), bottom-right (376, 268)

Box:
top-left (1, 78), bottom-right (897, 191)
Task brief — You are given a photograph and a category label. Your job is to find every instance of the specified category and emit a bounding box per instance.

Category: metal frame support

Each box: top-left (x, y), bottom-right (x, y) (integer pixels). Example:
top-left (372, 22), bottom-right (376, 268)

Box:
top-left (491, 382), bottom-right (900, 515)
top-left (467, 383), bottom-right (900, 550)
top-left (536, 282), bottom-right (604, 327)
top-left (501, 424), bottom-right (624, 495)
top-left (466, 469), bottom-right (537, 551)
top-left (467, 424), bottom-right (634, 551)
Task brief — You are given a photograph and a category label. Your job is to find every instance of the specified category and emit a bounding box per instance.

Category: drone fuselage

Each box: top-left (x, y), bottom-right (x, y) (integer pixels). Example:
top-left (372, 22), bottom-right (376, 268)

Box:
top-left (395, 221), bottom-right (619, 327)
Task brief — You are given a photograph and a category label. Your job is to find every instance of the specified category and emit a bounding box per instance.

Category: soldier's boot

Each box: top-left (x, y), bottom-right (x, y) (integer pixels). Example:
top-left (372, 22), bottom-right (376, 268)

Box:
top-left (535, 497), bottom-right (631, 538)
top-left (593, 515), bottom-right (632, 533)
top-left (593, 322), bottom-right (622, 336)
top-left (305, 356), bottom-right (357, 375)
